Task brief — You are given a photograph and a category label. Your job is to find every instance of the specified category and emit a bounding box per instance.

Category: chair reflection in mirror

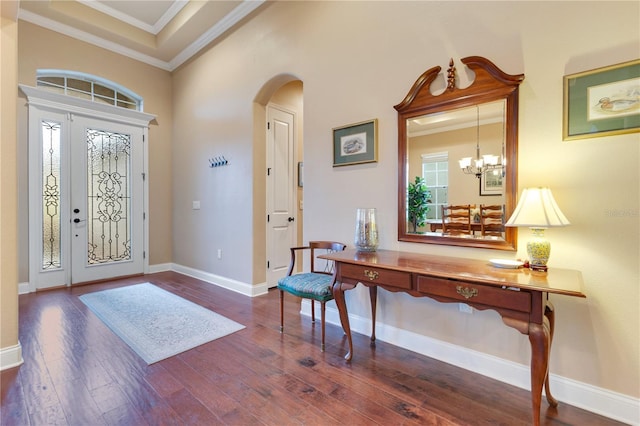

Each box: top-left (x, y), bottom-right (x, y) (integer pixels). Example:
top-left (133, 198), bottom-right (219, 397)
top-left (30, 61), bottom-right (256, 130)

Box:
top-left (480, 204), bottom-right (505, 238)
top-left (441, 205), bottom-right (472, 236)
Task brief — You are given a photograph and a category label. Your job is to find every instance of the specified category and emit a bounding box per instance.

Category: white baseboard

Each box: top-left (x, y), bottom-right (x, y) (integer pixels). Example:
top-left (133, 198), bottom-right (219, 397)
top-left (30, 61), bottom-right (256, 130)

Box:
top-left (18, 282), bottom-right (31, 295)
top-left (300, 300), bottom-right (638, 425)
top-left (16, 264), bottom-right (264, 296)
top-left (170, 263), bottom-right (268, 297)
top-left (0, 342), bottom-right (24, 371)
top-left (148, 262), bottom-right (172, 274)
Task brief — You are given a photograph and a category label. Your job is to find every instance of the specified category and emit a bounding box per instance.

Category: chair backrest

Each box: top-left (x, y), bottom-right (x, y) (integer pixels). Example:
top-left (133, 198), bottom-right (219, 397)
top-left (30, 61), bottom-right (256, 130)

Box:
top-left (480, 204), bottom-right (504, 237)
top-left (287, 241), bottom-right (347, 276)
top-left (441, 204), bottom-right (472, 235)
top-left (309, 241), bottom-right (347, 274)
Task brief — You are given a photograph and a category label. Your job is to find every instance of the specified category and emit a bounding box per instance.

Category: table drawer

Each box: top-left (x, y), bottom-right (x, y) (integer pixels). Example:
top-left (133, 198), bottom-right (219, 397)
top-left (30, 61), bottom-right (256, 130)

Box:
top-left (416, 275), bottom-right (531, 313)
top-left (340, 263), bottom-right (412, 290)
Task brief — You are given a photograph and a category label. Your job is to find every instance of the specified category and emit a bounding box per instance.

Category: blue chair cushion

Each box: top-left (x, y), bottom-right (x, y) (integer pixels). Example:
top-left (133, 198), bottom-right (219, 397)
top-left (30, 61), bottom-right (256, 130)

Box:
top-left (277, 273), bottom-right (334, 302)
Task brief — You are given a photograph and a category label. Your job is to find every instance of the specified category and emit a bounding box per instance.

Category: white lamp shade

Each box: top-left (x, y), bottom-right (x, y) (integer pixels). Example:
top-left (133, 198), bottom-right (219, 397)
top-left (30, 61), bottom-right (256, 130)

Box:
top-left (459, 157), bottom-right (472, 168)
top-left (505, 187), bottom-right (570, 228)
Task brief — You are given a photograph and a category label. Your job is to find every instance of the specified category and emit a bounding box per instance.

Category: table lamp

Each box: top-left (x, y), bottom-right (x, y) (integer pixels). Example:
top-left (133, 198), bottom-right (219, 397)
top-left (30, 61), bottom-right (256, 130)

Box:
top-left (505, 187), bottom-right (570, 271)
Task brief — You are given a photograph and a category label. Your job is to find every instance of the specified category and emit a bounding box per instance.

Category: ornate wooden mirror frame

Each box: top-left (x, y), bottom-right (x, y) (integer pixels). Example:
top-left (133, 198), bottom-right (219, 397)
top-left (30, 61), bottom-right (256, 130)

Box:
top-left (396, 56), bottom-right (524, 250)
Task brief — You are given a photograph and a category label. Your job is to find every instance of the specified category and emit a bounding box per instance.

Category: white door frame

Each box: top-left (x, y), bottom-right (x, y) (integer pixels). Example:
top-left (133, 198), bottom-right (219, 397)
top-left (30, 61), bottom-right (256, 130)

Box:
top-left (20, 85), bottom-right (155, 290)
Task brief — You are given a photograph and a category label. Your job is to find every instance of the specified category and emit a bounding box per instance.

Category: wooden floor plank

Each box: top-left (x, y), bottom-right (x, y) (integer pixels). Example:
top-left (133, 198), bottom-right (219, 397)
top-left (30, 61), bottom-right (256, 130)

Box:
top-left (1, 271), bottom-right (625, 426)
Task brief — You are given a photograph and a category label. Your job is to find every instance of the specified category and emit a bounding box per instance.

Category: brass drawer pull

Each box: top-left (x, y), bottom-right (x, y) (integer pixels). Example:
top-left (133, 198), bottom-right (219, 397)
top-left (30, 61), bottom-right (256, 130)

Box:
top-left (364, 269), bottom-right (379, 281)
top-left (456, 285), bottom-right (478, 299)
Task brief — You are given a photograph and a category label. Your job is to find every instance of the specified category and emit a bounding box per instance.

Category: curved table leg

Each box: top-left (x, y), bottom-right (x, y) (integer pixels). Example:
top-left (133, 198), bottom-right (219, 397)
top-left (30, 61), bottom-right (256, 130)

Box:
top-left (544, 300), bottom-right (558, 407)
top-left (369, 286), bottom-right (377, 345)
top-left (333, 280), bottom-right (356, 361)
top-left (529, 320), bottom-right (551, 426)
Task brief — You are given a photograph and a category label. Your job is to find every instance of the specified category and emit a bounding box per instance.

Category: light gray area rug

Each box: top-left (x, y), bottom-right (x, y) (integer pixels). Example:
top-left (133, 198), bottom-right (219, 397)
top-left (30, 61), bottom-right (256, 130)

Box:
top-left (79, 282), bottom-right (245, 364)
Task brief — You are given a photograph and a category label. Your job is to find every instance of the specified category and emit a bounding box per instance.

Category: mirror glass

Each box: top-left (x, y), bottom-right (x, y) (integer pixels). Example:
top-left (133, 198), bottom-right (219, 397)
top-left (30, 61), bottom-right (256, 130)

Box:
top-left (396, 57), bottom-right (523, 250)
top-left (407, 100), bottom-right (506, 235)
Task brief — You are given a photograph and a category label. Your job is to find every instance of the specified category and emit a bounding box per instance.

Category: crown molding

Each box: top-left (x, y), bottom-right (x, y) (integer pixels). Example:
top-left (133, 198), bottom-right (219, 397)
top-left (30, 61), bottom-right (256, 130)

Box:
top-left (18, 9), bottom-right (172, 71)
top-left (18, 1), bottom-right (265, 72)
top-left (168, 0), bottom-right (265, 70)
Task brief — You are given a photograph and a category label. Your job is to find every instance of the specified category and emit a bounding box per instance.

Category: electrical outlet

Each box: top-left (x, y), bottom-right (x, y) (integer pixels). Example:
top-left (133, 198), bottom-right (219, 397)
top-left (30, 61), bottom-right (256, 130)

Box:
top-left (217, 249), bottom-right (222, 259)
top-left (459, 303), bottom-right (473, 314)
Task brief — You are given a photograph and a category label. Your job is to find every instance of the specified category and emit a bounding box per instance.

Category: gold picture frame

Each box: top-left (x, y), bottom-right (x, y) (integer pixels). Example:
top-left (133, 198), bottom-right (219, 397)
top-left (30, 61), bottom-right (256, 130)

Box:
top-left (563, 59), bottom-right (640, 141)
top-left (332, 119), bottom-right (378, 167)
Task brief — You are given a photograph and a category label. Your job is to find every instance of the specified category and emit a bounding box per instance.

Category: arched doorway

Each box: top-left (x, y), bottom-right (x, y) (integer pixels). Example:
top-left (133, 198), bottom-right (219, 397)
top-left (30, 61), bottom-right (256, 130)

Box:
top-left (254, 76), bottom-right (303, 288)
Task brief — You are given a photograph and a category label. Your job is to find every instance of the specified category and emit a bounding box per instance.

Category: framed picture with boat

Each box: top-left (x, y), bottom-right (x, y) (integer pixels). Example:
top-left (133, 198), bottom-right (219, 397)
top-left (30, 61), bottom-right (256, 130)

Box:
top-left (563, 59), bottom-right (640, 140)
top-left (333, 119), bottom-right (378, 166)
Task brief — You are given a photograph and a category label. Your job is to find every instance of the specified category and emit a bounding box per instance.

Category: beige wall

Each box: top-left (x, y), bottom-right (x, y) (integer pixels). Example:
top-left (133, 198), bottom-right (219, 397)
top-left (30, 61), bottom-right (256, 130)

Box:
top-left (16, 21), bottom-right (174, 278)
top-left (171, 0), bottom-right (639, 398)
top-left (4, 0), bottom-right (638, 406)
top-left (1, 2), bottom-right (19, 351)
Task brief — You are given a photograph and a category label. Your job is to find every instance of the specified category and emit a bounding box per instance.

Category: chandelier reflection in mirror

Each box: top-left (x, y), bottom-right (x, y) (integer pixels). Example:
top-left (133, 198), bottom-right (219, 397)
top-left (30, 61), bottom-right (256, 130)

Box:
top-left (458, 104), bottom-right (506, 179)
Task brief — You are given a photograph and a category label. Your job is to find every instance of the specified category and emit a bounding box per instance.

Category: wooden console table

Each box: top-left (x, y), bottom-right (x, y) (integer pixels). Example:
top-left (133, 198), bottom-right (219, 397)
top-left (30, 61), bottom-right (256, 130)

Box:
top-left (319, 249), bottom-right (585, 426)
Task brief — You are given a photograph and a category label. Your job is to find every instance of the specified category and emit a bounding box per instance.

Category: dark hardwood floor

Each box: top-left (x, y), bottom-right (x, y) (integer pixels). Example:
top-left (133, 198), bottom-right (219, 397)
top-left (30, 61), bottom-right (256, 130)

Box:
top-left (1, 271), bottom-right (622, 425)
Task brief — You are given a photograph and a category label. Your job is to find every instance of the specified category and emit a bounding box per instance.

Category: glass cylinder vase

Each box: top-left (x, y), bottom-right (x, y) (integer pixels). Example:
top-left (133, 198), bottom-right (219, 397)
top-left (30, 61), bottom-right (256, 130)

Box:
top-left (354, 208), bottom-right (379, 252)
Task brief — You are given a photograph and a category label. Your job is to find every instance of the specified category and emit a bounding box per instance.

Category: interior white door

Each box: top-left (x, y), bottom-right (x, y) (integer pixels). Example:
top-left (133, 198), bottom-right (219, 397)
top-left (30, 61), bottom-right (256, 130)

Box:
top-left (69, 116), bottom-right (144, 284)
top-left (266, 105), bottom-right (296, 288)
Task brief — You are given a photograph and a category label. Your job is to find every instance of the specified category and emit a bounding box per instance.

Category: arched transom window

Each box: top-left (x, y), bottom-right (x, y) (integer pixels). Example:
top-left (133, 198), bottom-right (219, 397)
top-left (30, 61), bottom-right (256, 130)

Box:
top-left (36, 70), bottom-right (143, 111)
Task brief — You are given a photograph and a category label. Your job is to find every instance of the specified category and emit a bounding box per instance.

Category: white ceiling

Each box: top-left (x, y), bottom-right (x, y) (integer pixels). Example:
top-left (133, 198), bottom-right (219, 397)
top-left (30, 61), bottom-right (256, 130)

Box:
top-left (80, 0), bottom-right (188, 33)
top-left (18, 0), bottom-right (267, 71)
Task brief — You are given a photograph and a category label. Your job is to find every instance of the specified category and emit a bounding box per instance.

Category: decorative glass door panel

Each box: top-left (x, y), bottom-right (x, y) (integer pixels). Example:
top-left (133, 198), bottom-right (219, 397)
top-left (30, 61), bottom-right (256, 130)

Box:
top-left (86, 128), bottom-right (132, 265)
top-left (42, 120), bottom-right (63, 271)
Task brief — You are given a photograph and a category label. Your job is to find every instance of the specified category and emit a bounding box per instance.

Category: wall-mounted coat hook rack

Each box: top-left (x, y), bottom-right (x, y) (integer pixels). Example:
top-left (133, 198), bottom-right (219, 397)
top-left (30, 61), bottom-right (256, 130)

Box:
top-left (209, 156), bottom-right (229, 167)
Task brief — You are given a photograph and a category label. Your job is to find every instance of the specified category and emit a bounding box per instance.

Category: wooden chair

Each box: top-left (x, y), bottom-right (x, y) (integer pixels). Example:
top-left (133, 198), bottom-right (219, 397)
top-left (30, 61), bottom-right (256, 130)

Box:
top-left (480, 204), bottom-right (504, 238)
top-left (277, 241), bottom-right (346, 351)
top-left (441, 204), bottom-right (472, 235)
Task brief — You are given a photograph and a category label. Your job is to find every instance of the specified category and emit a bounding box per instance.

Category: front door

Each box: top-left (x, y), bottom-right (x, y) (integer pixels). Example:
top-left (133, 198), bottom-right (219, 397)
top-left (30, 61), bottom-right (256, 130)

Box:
top-left (266, 105), bottom-right (296, 288)
top-left (26, 88), bottom-right (150, 290)
top-left (69, 116), bottom-right (144, 284)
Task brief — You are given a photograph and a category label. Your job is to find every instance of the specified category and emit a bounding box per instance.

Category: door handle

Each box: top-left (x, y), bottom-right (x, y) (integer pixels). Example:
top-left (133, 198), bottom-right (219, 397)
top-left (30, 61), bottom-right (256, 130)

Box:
top-left (73, 218), bottom-right (86, 224)
top-left (288, 217), bottom-right (295, 222)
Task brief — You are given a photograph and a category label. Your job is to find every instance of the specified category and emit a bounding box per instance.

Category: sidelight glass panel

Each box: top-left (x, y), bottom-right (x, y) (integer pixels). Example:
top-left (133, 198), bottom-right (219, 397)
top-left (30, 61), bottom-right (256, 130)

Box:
top-left (86, 128), bottom-right (132, 265)
top-left (42, 121), bottom-right (62, 270)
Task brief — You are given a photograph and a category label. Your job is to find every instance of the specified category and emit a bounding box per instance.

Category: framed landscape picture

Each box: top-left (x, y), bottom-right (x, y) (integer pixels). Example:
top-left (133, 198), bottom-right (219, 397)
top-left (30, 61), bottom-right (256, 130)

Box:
top-left (563, 59), bottom-right (640, 140)
top-left (333, 119), bottom-right (378, 167)
top-left (480, 171), bottom-right (503, 196)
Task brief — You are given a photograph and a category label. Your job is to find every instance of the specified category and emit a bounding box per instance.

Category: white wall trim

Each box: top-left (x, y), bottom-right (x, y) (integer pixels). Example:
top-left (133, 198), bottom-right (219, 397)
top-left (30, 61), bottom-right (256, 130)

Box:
top-left (18, 10), bottom-right (172, 71)
top-left (18, 1), bottom-right (265, 72)
top-left (168, 1), bottom-right (265, 70)
top-left (18, 282), bottom-right (32, 295)
top-left (170, 263), bottom-right (268, 297)
top-left (300, 300), bottom-right (638, 425)
top-left (0, 342), bottom-right (24, 371)
top-left (19, 85), bottom-right (156, 127)
top-left (148, 263), bottom-right (172, 274)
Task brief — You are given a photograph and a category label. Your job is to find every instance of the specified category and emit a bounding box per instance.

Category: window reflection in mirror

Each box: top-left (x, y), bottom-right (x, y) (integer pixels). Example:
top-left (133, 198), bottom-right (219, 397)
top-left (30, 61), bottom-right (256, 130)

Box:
top-left (406, 100), bottom-right (506, 240)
